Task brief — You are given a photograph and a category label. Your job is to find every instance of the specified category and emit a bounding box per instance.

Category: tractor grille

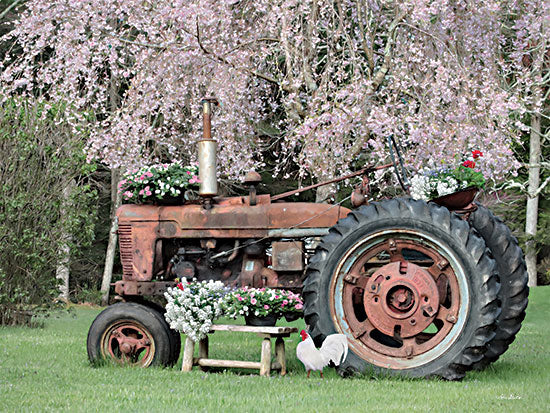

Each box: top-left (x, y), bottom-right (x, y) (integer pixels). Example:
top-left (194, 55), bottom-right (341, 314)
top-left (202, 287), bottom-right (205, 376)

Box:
top-left (118, 223), bottom-right (134, 280)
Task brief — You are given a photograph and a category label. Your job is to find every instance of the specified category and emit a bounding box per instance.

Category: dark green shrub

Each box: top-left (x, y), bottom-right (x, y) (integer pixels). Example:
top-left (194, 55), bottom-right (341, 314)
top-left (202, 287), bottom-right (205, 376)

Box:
top-left (0, 98), bottom-right (97, 325)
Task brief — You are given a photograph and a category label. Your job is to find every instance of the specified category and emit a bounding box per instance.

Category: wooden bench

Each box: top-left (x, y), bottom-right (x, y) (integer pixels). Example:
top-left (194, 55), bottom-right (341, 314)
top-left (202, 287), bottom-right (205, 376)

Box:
top-left (181, 324), bottom-right (298, 376)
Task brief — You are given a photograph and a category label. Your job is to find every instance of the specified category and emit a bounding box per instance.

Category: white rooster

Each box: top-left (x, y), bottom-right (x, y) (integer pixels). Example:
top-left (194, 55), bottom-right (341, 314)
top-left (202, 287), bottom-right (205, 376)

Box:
top-left (296, 330), bottom-right (349, 378)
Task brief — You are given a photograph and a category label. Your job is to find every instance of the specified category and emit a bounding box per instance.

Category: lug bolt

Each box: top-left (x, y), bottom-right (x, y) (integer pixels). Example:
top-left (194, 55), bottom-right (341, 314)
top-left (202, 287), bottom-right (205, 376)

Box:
top-left (446, 314), bottom-right (457, 323)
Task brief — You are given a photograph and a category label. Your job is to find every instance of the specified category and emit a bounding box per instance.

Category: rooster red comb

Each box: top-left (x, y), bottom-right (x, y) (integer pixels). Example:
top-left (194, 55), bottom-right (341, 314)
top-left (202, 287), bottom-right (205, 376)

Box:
top-left (300, 330), bottom-right (309, 341)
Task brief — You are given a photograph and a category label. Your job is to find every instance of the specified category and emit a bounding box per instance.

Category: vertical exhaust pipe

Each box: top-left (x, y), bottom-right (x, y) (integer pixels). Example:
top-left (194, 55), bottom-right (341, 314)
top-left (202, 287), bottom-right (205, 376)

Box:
top-left (198, 98), bottom-right (219, 198)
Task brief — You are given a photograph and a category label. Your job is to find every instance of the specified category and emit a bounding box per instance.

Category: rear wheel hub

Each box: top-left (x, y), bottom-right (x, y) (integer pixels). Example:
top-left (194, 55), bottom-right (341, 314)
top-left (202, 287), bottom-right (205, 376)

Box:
top-left (365, 262), bottom-right (439, 338)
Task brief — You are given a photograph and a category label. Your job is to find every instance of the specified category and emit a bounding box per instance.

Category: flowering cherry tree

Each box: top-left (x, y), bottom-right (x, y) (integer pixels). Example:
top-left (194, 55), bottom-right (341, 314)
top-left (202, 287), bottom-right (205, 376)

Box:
top-left (2, 0), bottom-right (548, 286)
top-left (1, 0), bottom-right (540, 182)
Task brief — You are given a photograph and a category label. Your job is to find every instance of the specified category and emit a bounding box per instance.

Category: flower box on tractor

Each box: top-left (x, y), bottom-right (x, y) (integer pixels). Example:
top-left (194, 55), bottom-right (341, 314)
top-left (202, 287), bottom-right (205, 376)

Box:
top-left (87, 99), bottom-right (528, 380)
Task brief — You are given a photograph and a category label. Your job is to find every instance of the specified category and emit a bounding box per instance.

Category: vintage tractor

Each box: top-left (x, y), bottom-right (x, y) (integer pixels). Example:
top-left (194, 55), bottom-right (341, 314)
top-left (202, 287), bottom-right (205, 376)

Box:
top-left (87, 99), bottom-right (529, 380)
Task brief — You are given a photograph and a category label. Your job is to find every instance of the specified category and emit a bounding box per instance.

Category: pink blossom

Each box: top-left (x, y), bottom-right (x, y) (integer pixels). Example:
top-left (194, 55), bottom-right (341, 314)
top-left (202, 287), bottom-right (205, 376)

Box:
top-left (2, 0), bottom-right (529, 184)
top-left (264, 304), bottom-right (270, 310)
top-left (295, 303), bottom-right (303, 310)
top-left (251, 298), bottom-right (257, 305)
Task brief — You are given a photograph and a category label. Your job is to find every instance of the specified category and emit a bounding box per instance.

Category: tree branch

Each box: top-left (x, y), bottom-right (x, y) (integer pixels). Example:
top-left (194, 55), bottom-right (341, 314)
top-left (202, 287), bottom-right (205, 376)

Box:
top-left (194, 18), bottom-right (279, 86)
top-left (367, 7), bottom-right (408, 94)
top-left (0, 0), bottom-right (23, 21)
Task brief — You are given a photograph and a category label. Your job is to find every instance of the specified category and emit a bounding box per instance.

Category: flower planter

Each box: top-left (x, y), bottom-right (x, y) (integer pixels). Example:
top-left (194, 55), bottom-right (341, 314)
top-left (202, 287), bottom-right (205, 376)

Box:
top-left (430, 187), bottom-right (479, 210)
top-left (284, 312), bottom-right (302, 322)
top-left (244, 313), bottom-right (278, 327)
top-left (144, 195), bottom-right (184, 206)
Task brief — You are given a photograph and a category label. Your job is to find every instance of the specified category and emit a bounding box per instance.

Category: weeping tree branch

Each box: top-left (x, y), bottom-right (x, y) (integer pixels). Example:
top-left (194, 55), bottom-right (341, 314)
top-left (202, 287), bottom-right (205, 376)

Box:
top-left (0, 0), bottom-right (23, 21)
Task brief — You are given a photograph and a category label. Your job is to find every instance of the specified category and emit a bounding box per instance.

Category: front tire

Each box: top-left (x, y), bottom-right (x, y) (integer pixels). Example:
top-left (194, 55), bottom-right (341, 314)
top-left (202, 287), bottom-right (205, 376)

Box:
top-left (303, 199), bottom-right (500, 380)
top-left (87, 302), bottom-right (172, 367)
top-left (137, 299), bottom-right (182, 367)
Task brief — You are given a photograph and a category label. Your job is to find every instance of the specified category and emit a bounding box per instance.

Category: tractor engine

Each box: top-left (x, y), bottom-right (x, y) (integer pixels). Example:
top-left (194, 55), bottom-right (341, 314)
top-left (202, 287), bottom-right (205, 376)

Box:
top-left (113, 196), bottom-right (347, 298)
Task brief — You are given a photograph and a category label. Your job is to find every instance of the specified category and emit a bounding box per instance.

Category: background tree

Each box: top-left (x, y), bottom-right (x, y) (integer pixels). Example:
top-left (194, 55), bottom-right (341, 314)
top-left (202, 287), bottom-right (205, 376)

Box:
top-left (1, 0), bottom-right (548, 313)
top-left (1, 1), bottom-right (525, 180)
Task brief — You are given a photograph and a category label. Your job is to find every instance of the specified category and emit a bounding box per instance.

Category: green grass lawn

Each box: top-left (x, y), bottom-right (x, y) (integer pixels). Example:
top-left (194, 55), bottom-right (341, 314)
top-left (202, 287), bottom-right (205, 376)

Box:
top-left (1, 287), bottom-right (549, 412)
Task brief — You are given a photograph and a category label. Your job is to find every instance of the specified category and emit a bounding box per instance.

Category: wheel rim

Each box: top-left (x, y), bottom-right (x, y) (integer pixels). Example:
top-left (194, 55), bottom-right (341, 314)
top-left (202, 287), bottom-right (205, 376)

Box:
top-left (329, 229), bottom-right (470, 369)
top-left (100, 319), bottom-right (156, 366)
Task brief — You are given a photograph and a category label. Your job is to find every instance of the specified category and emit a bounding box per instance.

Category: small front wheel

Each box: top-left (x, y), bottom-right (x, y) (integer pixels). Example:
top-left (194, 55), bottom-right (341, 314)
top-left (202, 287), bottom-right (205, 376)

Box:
top-left (87, 302), bottom-right (172, 367)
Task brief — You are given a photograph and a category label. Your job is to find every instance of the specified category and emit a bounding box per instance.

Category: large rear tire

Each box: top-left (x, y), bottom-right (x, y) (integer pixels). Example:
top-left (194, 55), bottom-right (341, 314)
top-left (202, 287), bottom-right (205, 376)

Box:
top-left (468, 204), bottom-right (529, 369)
top-left (303, 198), bottom-right (500, 380)
top-left (87, 302), bottom-right (172, 367)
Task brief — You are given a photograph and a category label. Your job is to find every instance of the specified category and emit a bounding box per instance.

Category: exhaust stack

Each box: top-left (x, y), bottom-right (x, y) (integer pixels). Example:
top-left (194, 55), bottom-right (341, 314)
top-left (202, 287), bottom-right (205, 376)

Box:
top-left (198, 98), bottom-right (219, 197)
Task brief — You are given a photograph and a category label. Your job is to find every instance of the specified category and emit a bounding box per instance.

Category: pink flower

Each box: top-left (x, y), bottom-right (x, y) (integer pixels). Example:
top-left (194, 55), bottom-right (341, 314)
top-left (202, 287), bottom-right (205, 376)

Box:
top-left (124, 191), bottom-right (133, 198)
top-left (251, 298), bottom-right (257, 305)
top-left (295, 303), bottom-right (303, 310)
top-left (238, 296), bottom-right (243, 301)
top-left (139, 189), bottom-right (144, 195)
top-left (187, 171), bottom-right (192, 175)
top-left (146, 171), bottom-right (153, 177)
top-left (264, 305), bottom-right (270, 310)
top-left (283, 300), bottom-right (288, 305)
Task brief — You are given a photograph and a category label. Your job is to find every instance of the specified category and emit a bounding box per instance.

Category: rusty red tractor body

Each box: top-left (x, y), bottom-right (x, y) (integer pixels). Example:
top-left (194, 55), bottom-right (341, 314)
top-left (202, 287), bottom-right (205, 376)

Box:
top-left (87, 100), bottom-right (529, 380)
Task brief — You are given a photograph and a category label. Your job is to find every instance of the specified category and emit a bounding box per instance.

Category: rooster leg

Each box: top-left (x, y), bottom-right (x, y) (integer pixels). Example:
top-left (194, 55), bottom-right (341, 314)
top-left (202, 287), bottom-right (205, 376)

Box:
top-left (320, 371), bottom-right (324, 379)
top-left (307, 370), bottom-right (311, 378)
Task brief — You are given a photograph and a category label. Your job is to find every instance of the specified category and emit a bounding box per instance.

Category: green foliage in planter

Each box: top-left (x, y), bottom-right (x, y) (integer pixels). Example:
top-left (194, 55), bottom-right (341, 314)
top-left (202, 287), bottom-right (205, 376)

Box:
top-left (0, 98), bottom-right (98, 324)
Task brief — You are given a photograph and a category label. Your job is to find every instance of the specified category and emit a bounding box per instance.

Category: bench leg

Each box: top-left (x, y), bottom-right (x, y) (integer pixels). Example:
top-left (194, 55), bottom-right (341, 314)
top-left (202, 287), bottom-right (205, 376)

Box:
top-left (260, 338), bottom-right (272, 376)
top-left (182, 337), bottom-right (195, 372)
top-left (275, 337), bottom-right (286, 376)
top-left (199, 336), bottom-right (209, 371)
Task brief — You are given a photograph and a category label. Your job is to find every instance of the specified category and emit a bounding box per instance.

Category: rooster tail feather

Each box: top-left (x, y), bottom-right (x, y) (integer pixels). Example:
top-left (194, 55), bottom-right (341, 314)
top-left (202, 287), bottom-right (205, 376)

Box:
top-left (320, 334), bottom-right (349, 366)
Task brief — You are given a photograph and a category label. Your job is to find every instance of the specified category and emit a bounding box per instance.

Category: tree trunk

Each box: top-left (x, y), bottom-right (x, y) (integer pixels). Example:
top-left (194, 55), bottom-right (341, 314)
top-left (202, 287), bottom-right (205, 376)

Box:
top-left (100, 168), bottom-right (121, 306)
top-left (525, 112), bottom-right (541, 287)
top-left (56, 180), bottom-right (75, 301)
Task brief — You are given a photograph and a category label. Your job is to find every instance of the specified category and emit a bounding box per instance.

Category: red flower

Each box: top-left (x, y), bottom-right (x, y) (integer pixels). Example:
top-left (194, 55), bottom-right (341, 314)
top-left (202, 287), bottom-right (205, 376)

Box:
top-left (176, 282), bottom-right (184, 290)
top-left (462, 160), bottom-right (476, 168)
top-left (472, 150), bottom-right (483, 159)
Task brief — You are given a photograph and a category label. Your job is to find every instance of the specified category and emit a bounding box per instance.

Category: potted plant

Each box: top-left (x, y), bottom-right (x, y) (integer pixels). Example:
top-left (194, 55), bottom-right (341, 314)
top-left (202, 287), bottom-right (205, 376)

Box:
top-left (164, 279), bottom-right (228, 342)
top-left (409, 150), bottom-right (485, 209)
top-left (222, 287), bottom-right (304, 326)
top-left (118, 161), bottom-right (200, 204)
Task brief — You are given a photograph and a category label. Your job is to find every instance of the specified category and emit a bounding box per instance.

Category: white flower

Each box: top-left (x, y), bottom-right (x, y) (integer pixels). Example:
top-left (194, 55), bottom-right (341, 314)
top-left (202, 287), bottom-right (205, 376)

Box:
top-left (163, 280), bottom-right (228, 341)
